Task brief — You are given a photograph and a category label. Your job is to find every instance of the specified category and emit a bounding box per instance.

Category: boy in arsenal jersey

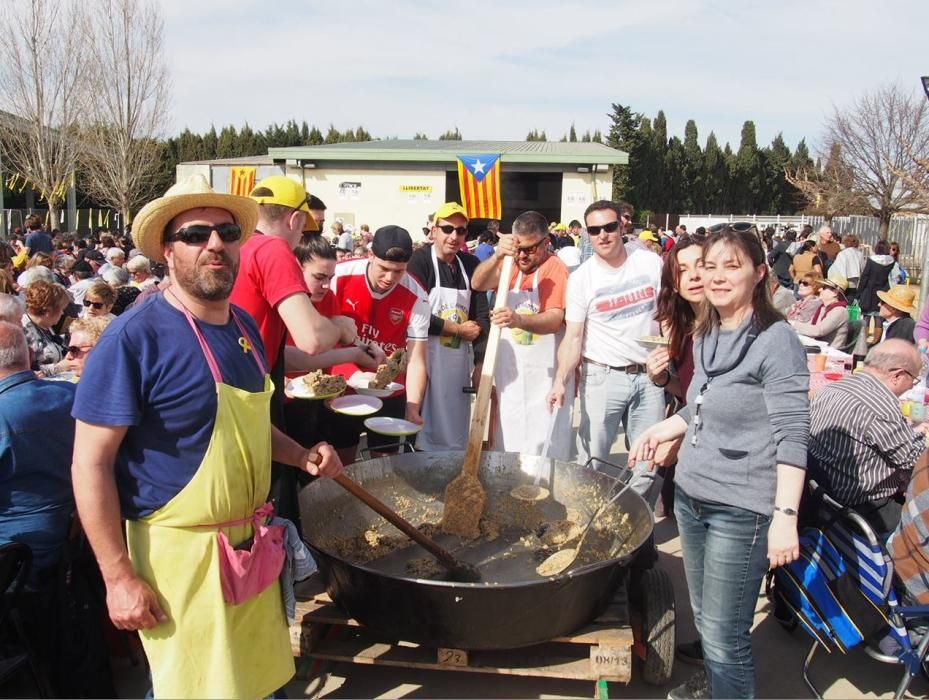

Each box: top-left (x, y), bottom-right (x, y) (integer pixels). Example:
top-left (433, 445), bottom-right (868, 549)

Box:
top-left (328, 226), bottom-right (430, 462)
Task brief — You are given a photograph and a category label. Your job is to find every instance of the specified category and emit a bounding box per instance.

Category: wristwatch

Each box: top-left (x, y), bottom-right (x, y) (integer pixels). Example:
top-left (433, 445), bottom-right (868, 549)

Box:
top-left (773, 505), bottom-right (798, 517)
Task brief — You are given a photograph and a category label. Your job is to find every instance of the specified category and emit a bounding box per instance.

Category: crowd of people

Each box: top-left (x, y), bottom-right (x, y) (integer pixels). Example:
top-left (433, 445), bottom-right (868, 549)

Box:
top-left (2, 180), bottom-right (929, 699)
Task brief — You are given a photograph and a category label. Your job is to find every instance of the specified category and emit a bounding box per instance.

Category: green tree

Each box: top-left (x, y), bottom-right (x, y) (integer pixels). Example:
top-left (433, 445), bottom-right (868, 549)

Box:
top-left (201, 126), bottom-right (218, 160)
top-left (438, 127), bottom-right (462, 140)
top-left (703, 132), bottom-right (727, 212)
top-left (569, 124), bottom-right (578, 142)
top-left (307, 126), bottom-right (324, 145)
top-left (732, 120), bottom-right (764, 212)
top-left (413, 132), bottom-right (428, 140)
top-left (762, 132), bottom-right (795, 214)
top-left (525, 129), bottom-right (547, 141)
top-left (649, 111), bottom-right (669, 212)
top-left (216, 125), bottom-right (238, 158)
top-left (681, 119), bottom-right (704, 212)
top-left (605, 103), bottom-right (645, 203)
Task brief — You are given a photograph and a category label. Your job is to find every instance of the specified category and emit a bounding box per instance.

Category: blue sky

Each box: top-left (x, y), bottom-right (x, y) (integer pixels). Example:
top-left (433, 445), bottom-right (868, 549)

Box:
top-left (161, 0), bottom-right (929, 156)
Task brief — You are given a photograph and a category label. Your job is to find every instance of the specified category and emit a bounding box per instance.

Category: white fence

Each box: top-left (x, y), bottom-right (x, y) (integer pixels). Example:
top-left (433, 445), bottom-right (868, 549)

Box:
top-left (679, 213), bottom-right (929, 282)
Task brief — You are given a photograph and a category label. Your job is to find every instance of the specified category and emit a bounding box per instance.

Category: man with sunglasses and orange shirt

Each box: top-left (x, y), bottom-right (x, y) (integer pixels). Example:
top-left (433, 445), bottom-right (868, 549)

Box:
top-left (548, 200), bottom-right (664, 499)
top-left (472, 210), bottom-right (573, 459)
top-left (407, 202), bottom-right (489, 451)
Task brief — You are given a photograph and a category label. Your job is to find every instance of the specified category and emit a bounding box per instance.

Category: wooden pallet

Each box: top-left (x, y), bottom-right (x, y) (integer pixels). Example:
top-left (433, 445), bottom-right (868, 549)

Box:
top-left (289, 577), bottom-right (633, 685)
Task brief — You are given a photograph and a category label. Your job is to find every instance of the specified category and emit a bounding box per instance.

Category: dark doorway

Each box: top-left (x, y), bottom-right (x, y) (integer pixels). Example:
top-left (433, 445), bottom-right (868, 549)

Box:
top-left (445, 170), bottom-right (562, 234)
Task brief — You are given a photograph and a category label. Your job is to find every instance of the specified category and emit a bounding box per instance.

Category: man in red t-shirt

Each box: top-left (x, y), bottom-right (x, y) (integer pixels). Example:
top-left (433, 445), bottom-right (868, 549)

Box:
top-left (230, 176), bottom-right (351, 523)
top-left (328, 226), bottom-right (430, 462)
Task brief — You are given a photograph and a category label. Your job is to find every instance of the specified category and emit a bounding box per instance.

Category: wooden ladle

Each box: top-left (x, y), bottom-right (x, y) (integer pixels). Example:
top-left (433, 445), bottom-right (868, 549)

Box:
top-left (307, 454), bottom-right (480, 582)
top-left (441, 253), bottom-right (515, 538)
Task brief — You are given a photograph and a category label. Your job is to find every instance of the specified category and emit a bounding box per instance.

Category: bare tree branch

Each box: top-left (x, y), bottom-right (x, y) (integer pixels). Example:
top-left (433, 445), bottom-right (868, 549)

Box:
top-left (77, 0), bottom-right (171, 226)
top-left (826, 83), bottom-right (929, 238)
top-left (0, 0), bottom-right (89, 227)
top-left (785, 141), bottom-right (869, 224)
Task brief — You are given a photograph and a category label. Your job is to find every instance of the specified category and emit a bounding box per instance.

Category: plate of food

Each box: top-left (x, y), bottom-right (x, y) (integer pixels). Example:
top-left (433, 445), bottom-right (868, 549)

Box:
top-left (637, 335), bottom-right (670, 349)
top-left (348, 371), bottom-right (403, 398)
top-left (285, 370), bottom-right (347, 400)
top-left (364, 416), bottom-right (423, 437)
top-left (327, 394), bottom-right (383, 417)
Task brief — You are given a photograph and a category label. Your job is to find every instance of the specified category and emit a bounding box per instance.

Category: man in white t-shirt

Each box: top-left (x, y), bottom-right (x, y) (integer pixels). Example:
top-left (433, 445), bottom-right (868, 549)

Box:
top-left (547, 200), bottom-right (665, 498)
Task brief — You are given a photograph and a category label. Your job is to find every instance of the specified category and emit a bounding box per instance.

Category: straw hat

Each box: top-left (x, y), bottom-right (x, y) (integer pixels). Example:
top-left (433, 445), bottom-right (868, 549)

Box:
top-left (877, 284), bottom-right (918, 315)
top-left (821, 274), bottom-right (848, 293)
top-left (132, 174), bottom-right (258, 262)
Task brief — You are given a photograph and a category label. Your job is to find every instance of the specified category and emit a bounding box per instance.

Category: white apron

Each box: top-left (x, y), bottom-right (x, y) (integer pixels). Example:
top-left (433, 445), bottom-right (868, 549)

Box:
top-left (417, 247), bottom-right (474, 451)
top-left (494, 269), bottom-right (573, 459)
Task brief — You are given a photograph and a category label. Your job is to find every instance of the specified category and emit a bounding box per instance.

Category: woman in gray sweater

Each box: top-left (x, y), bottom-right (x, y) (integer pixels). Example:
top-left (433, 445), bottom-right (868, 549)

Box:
top-left (629, 226), bottom-right (810, 699)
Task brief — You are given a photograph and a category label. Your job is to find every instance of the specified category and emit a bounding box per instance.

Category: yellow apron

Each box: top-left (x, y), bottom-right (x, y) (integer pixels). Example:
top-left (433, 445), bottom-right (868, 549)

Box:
top-left (126, 307), bottom-right (294, 699)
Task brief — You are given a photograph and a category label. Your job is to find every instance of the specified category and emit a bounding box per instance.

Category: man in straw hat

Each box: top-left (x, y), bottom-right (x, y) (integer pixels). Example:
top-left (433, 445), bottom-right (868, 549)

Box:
top-left (230, 175), bottom-right (355, 527)
top-left (877, 284), bottom-right (917, 343)
top-left (70, 175), bottom-right (343, 699)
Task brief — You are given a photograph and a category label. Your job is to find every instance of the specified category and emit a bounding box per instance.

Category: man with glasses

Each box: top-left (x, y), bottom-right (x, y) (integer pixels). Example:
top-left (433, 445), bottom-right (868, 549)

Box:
top-left (231, 175), bottom-right (348, 526)
top-left (580, 203), bottom-right (633, 263)
top-left (548, 200), bottom-right (664, 499)
top-left (71, 175), bottom-right (343, 698)
top-left (809, 338), bottom-right (929, 536)
top-left (407, 202), bottom-right (489, 451)
top-left (472, 211), bottom-right (573, 459)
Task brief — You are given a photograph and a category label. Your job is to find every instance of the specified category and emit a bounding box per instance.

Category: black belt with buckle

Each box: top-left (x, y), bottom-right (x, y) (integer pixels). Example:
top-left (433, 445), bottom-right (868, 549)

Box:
top-left (584, 358), bottom-right (647, 374)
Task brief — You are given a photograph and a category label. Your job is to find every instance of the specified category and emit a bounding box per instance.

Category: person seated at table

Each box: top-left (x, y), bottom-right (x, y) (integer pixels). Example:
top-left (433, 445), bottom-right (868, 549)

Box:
top-left (876, 285), bottom-right (916, 344)
top-left (65, 316), bottom-right (111, 378)
top-left (808, 339), bottom-right (928, 537)
top-left (786, 273), bottom-right (823, 323)
top-left (768, 270), bottom-right (794, 314)
top-left (789, 240), bottom-right (824, 283)
top-left (788, 276), bottom-right (849, 349)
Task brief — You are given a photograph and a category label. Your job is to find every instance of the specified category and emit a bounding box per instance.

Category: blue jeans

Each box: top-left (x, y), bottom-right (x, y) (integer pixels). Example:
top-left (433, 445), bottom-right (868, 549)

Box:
top-left (576, 362), bottom-right (666, 498)
top-left (674, 486), bottom-right (770, 699)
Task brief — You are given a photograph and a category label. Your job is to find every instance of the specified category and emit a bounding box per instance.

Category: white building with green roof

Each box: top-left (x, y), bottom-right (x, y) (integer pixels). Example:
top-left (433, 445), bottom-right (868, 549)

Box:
top-left (176, 140), bottom-right (627, 239)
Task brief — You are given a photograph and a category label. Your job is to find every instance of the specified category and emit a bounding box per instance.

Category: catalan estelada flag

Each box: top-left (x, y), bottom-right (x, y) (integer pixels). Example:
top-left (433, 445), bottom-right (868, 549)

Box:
top-left (457, 154), bottom-right (502, 219)
top-left (230, 166), bottom-right (257, 196)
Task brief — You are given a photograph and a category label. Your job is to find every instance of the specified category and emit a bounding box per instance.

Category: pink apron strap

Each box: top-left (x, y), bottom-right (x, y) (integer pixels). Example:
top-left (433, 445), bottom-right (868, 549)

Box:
top-left (175, 300), bottom-right (267, 382)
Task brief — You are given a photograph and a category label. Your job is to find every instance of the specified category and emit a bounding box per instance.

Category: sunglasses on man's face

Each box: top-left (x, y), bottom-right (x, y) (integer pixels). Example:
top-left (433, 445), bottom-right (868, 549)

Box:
top-left (437, 224), bottom-right (468, 236)
top-left (83, 299), bottom-right (106, 309)
top-left (586, 220), bottom-right (622, 236)
top-left (516, 239), bottom-right (546, 255)
top-left (166, 223), bottom-right (242, 245)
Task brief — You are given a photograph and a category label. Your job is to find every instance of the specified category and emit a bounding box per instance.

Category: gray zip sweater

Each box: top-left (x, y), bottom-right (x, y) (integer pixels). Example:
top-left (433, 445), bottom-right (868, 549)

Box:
top-left (675, 318), bottom-right (810, 516)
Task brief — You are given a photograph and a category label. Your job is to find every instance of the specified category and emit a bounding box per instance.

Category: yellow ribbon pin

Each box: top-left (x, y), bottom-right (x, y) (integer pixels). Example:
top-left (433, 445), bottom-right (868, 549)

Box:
top-left (238, 337), bottom-right (252, 354)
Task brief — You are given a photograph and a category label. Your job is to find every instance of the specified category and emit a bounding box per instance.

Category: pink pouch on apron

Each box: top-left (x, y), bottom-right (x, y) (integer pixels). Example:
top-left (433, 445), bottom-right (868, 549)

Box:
top-left (214, 503), bottom-right (286, 605)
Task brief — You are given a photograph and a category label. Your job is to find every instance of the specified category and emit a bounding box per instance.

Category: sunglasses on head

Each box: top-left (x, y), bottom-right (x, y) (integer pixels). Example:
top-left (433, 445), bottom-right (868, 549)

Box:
top-left (437, 224), bottom-right (468, 236)
top-left (586, 220), bottom-right (622, 236)
top-left (707, 222), bottom-right (756, 235)
top-left (165, 223), bottom-right (242, 245)
top-left (82, 299), bottom-right (105, 309)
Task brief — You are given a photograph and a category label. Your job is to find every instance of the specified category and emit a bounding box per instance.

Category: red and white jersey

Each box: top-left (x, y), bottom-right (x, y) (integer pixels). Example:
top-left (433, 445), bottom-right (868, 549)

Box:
top-left (329, 258), bottom-right (429, 392)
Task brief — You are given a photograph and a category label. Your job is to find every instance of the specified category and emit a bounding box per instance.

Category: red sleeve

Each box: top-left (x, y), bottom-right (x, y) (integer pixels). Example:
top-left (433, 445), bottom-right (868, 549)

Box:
top-left (254, 239), bottom-right (308, 308)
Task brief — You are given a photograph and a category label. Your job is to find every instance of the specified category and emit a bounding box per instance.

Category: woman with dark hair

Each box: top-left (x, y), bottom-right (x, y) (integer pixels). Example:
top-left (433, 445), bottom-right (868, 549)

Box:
top-left (645, 235), bottom-right (704, 516)
top-left (788, 239), bottom-right (823, 282)
top-left (889, 240), bottom-right (907, 284)
top-left (858, 239), bottom-right (896, 316)
top-left (629, 226), bottom-right (809, 699)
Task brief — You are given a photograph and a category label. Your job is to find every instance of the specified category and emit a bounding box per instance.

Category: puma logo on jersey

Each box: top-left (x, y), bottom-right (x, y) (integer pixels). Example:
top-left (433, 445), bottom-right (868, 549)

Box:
top-left (346, 298), bottom-right (359, 311)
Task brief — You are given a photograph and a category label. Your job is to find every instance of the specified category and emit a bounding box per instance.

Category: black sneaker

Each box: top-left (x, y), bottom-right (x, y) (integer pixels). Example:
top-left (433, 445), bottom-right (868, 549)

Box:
top-left (675, 639), bottom-right (704, 666)
top-left (667, 670), bottom-right (709, 699)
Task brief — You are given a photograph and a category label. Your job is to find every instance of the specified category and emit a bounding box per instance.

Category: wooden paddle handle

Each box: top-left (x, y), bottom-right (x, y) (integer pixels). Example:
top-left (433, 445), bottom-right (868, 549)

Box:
top-left (333, 473), bottom-right (464, 571)
top-left (461, 254), bottom-right (515, 478)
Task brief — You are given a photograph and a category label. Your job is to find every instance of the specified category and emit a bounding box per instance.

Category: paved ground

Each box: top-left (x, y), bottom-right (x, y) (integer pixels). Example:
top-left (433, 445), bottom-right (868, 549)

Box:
top-left (110, 414), bottom-right (929, 699)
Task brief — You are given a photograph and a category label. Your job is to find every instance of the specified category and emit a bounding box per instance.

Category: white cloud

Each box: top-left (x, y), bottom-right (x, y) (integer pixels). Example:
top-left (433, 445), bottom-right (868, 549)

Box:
top-left (158, 0), bottom-right (929, 152)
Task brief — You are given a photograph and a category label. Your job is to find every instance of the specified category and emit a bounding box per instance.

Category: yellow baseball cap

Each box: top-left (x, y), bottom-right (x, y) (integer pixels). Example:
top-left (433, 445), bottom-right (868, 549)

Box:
top-left (249, 175), bottom-right (319, 232)
top-left (639, 230), bottom-right (660, 243)
top-left (433, 202), bottom-right (469, 223)
top-left (554, 223), bottom-right (567, 232)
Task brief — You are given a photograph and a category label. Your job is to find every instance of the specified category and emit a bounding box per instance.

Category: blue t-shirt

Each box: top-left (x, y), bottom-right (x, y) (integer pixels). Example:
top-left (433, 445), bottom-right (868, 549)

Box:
top-left (0, 371), bottom-right (76, 578)
top-left (71, 293), bottom-right (268, 518)
top-left (24, 230), bottom-right (53, 255)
